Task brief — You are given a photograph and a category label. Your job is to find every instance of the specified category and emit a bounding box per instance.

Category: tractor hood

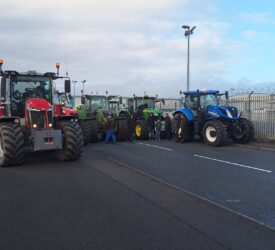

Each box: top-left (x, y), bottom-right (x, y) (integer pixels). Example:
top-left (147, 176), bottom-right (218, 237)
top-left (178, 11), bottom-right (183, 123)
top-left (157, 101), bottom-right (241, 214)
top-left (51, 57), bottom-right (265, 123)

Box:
top-left (62, 107), bottom-right (78, 116)
top-left (207, 105), bottom-right (240, 119)
top-left (143, 108), bottom-right (163, 117)
top-left (26, 98), bottom-right (52, 111)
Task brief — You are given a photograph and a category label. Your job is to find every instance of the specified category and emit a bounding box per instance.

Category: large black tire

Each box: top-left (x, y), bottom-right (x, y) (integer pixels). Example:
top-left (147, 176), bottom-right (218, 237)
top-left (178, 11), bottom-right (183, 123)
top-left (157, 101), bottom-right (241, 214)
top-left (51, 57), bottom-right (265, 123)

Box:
top-left (134, 120), bottom-right (149, 140)
top-left (79, 120), bottom-right (92, 145)
top-left (177, 115), bottom-right (192, 143)
top-left (202, 120), bottom-right (227, 147)
top-left (0, 123), bottom-right (25, 167)
top-left (116, 119), bottom-right (129, 141)
top-left (56, 122), bottom-right (84, 161)
top-left (13, 123), bottom-right (26, 165)
top-left (232, 118), bottom-right (254, 143)
top-left (90, 119), bottom-right (99, 143)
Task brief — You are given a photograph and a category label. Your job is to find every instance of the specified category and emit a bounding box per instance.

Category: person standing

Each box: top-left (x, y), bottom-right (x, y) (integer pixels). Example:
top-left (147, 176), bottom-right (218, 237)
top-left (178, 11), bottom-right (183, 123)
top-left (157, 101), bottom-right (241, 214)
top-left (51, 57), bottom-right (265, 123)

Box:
top-left (147, 113), bottom-right (155, 139)
top-left (164, 113), bottom-right (172, 140)
top-left (105, 113), bottom-right (116, 144)
top-left (127, 114), bottom-right (135, 143)
top-left (155, 118), bottom-right (162, 141)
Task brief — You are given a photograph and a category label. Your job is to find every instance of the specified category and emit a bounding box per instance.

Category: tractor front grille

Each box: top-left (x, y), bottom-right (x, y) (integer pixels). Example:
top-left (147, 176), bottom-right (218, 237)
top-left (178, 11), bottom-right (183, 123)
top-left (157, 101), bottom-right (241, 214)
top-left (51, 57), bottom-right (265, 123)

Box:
top-left (30, 110), bottom-right (46, 129)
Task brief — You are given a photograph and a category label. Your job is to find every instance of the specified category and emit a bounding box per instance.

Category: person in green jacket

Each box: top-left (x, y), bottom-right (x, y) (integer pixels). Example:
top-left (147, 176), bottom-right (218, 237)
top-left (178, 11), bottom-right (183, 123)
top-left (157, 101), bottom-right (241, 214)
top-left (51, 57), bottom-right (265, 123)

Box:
top-left (96, 108), bottom-right (106, 128)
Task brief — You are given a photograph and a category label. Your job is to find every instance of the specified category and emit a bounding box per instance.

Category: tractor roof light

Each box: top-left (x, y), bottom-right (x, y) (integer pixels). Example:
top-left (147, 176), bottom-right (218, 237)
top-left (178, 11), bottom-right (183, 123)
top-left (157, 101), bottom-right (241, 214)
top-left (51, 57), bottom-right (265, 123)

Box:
top-left (56, 63), bottom-right (60, 76)
top-left (0, 59), bottom-right (3, 72)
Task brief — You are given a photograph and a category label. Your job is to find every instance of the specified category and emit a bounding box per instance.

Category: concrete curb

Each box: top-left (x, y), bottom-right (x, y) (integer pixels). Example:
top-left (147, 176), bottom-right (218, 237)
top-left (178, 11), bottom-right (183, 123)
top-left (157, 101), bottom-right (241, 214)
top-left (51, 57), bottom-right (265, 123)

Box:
top-left (233, 143), bottom-right (275, 152)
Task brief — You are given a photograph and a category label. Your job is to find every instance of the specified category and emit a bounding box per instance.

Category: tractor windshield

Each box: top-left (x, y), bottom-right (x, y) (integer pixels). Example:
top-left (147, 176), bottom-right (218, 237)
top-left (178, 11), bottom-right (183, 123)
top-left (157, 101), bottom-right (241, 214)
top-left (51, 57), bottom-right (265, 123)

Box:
top-left (200, 94), bottom-right (218, 107)
top-left (136, 98), bottom-right (155, 109)
top-left (90, 96), bottom-right (109, 111)
top-left (109, 101), bottom-right (119, 114)
top-left (10, 75), bottom-right (52, 117)
top-left (54, 92), bottom-right (74, 108)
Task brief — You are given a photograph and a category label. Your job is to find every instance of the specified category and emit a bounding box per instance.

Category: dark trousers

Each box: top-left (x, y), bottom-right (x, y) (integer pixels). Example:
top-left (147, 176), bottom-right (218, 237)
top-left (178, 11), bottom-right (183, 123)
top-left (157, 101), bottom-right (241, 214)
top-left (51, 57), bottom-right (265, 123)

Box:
top-left (165, 127), bottom-right (172, 139)
top-left (149, 128), bottom-right (155, 139)
top-left (105, 130), bottom-right (116, 143)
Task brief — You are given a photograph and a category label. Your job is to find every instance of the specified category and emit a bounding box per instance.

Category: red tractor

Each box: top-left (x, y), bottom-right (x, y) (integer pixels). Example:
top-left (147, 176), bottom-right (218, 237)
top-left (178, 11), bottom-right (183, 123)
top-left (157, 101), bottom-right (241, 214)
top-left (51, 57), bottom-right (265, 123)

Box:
top-left (0, 60), bottom-right (84, 167)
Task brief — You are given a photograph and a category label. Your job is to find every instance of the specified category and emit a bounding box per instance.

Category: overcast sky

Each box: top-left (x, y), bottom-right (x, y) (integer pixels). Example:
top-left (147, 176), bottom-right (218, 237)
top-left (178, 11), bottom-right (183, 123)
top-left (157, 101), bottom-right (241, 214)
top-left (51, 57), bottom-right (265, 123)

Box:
top-left (1, 0), bottom-right (275, 97)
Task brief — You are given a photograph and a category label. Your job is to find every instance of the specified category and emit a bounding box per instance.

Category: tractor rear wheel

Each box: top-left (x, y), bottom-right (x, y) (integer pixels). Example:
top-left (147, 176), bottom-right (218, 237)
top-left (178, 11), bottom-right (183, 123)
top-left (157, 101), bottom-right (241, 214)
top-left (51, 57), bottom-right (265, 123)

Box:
top-left (90, 119), bottom-right (99, 143)
top-left (232, 118), bottom-right (254, 143)
top-left (177, 115), bottom-right (192, 143)
top-left (117, 119), bottom-right (129, 141)
top-left (134, 120), bottom-right (149, 140)
top-left (79, 120), bottom-right (92, 145)
top-left (0, 123), bottom-right (25, 167)
top-left (56, 121), bottom-right (84, 161)
top-left (203, 120), bottom-right (227, 147)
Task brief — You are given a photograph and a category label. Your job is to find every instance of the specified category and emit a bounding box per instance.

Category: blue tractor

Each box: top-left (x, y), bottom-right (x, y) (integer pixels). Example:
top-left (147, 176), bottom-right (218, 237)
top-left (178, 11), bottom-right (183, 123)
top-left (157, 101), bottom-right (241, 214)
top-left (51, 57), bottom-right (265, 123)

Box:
top-left (173, 90), bottom-right (254, 147)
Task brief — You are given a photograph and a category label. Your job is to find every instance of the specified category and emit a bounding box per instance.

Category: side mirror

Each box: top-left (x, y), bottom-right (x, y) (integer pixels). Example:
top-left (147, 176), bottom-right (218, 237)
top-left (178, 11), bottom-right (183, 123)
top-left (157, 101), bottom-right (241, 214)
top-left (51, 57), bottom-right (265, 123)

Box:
top-left (225, 91), bottom-right (229, 100)
top-left (190, 95), bottom-right (194, 102)
top-left (119, 97), bottom-right (123, 104)
top-left (64, 80), bottom-right (71, 93)
top-left (1, 77), bottom-right (6, 100)
top-left (81, 96), bottom-right (85, 104)
top-left (162, 99), bottom-right (165, 105)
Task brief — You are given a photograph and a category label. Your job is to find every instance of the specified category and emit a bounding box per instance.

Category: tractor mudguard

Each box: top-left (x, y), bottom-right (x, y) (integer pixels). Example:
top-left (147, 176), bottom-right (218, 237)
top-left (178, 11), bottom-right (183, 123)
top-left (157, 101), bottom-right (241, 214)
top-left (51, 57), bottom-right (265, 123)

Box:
top-left (173, 108), bottom-right (193, 121)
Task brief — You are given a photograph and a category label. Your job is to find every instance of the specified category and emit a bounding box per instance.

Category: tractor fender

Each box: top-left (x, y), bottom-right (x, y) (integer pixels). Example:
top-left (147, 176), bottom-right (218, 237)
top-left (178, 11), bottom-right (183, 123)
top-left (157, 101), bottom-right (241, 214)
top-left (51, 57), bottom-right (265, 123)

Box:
top-left (173, 108), bottom-right (193, 121)
top-left (0, 116), bottom-right (20, 124)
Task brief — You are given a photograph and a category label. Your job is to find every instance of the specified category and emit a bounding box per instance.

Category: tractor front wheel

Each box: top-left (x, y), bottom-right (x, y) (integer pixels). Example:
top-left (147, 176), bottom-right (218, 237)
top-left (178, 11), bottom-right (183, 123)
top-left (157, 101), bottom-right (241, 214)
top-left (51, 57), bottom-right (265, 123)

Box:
top-left (0, 123), bottom-right (25, 167)
top-left (134, 120), bottom-right (149, 140)
top-left (116, 119), bottom-right (129, 141)
top-left (203, 120), bottom-right (227, 147)
top-left (90, 119), bottom-right (99, 142)
top-left (79, 120), bottom-right (92, 145)
top-left (56, 121), bottom-right (84, 161)
top-left (232, 118), bottom-right (254, 143)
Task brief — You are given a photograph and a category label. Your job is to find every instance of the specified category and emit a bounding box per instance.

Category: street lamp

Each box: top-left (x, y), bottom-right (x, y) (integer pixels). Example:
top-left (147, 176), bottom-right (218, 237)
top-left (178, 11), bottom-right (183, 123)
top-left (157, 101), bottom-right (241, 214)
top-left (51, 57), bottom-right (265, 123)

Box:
top-left (182, 25), bottom-right (196, 91)
top-left (81, 80), bottom-right (86, 95)
top-left (72, 80), bottom-right (78, 97)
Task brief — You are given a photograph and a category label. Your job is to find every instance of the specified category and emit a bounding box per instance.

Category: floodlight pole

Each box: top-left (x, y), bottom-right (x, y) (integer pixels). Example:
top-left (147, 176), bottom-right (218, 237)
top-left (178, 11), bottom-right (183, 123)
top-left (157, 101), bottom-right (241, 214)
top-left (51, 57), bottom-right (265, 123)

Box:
top-left (81, 80), bottom-right (86, 95)
top-left (182, 25), bottom-right (196, 91)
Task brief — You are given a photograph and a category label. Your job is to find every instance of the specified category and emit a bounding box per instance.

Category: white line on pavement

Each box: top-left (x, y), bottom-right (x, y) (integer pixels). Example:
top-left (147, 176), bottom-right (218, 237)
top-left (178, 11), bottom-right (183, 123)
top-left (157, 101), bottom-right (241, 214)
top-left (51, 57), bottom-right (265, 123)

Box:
top-left (138, 142), bottom-right (173, 151)
top-left (194, 154), bottom-right (272, 173)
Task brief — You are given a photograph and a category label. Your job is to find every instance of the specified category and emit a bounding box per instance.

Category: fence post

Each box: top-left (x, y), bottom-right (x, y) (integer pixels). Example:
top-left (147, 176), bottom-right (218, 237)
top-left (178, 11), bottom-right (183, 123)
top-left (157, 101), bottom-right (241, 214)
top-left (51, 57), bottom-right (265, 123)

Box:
top-left (248, 91), bottom-right (254, 120)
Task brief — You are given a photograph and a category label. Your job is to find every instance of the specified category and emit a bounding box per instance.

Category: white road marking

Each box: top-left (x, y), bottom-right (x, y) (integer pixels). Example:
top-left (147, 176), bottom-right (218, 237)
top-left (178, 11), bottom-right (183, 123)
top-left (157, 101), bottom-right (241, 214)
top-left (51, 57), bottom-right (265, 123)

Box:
top-left (138, 142), bottom-right (173, 151)
top-left (194, 154), bottom-right (272, 173)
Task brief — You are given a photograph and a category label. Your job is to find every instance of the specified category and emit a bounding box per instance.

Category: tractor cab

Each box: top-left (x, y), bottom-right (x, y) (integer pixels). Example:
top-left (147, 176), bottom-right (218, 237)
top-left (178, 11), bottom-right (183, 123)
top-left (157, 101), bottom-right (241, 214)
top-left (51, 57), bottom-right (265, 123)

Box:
top-left (82, 95), bottom-right (109, 113)
top-left (2, 71), bottom-right (55, 127)
top-left (183, 90), bottom-right (220, 122)
top-left (128, 96), bottom-right (163, 119)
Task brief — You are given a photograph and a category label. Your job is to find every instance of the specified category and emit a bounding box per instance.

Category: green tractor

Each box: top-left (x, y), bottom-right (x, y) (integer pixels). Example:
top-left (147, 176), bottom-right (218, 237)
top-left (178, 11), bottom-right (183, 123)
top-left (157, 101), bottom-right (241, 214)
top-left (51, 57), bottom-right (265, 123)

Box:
top-left (76, 94), bottom-right (129, 141)
top-left (128, 96), bottom-right (163, 140)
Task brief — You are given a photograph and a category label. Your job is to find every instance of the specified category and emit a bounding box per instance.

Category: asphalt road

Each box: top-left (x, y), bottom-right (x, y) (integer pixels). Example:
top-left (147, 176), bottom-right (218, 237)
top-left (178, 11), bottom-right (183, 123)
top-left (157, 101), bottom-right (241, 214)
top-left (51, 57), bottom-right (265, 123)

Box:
top-left (0, 140), bottom-right (274, 249)
top-left (92, 140), bottom-right (275, 229)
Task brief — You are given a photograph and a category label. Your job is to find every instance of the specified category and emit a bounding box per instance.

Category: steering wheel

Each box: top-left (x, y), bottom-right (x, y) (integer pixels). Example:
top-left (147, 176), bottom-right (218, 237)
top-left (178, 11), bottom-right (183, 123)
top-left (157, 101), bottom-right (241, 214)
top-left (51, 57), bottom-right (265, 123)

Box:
top-left (13, 90), bottom-right (22, 100)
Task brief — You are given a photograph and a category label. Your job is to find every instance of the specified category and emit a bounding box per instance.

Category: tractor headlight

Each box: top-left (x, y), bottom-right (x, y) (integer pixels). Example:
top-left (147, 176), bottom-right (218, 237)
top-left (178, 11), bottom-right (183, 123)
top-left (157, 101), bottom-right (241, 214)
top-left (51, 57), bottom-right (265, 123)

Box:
top-left (49, 123), bottom-right (53, 128)
top-left (33, 124), bottom-right (37, 129)
top-left (226, 109), bottom-right (233, 118)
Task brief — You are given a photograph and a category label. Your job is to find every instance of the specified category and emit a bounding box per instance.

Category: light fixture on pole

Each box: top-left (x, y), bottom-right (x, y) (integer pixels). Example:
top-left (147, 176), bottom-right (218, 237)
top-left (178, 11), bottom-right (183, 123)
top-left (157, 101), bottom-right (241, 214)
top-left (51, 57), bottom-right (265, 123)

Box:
top-left (72, 80), bottom-right (78, 97)
top-left (81, 80), bottom-right (86, 95)
top-left (182, 25), bottom-right (196, 91)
